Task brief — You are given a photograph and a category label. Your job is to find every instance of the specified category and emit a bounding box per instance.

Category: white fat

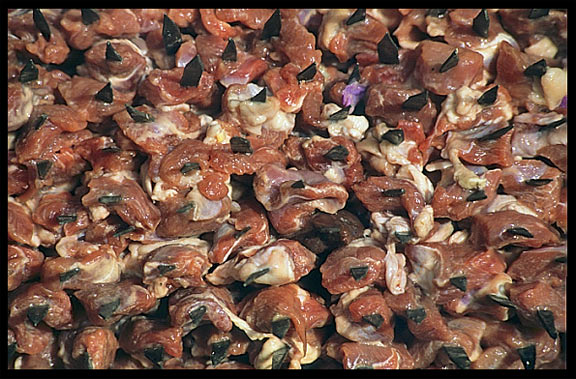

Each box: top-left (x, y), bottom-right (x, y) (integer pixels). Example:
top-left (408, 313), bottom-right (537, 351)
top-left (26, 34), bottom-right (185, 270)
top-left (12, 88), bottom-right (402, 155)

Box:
top-left (425, 15), bottom-right (448, 37)
top-left (524, 37), bottom-right (558, 59)
top-left (88, 205), bottom-right (110, 222)
top-left (413, 205), bottom-right (434, 239)
top-left (406, 244), bottom-right (443, 293)
top-left (158, 103), bottom-right (191, 113)
top-left (484, 194), bottom-right (539, 217)
top-left (447, 148), bottom-right (487, 190)
top-left (8, 132), bottom-right (16, 150)
top-left (448, 230), bottom-right (469, 245)
top-left (203, 120), bottom-right (233, 145)
top-left (323, 165), bottom-right (346, 184)
top-left (396, 164), bottom-right (435, 202)
top-left (442, 86), bottom-right (484, 125)
top-left (321, 103), bottom-right (369, 142)
top-left (235, 244), bottom-right (295, 285)
top-left (150, 180), bottom-right (179, 202)
top-left (185, 187), bottom-right (228, 221)
top-left (384, 243), bottom-right (407, 295)
top-left (541, 68), bottom-right (567, 110)
top-left (317, 9), bottom-right (350, 51)
top-left (8, 85), bottom-right (34, 131)
top-left (253, 336), bottom-right (289, 369)
top-left (475, 32), bottom-right (518, 69)
top-left (424, 221), bottom-right (454, 243)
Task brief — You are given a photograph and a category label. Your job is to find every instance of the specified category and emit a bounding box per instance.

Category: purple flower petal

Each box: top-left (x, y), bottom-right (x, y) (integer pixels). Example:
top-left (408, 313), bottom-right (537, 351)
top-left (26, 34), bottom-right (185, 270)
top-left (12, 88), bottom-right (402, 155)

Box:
top-left (342, 82), bottom-right (367, 111)
top-left (560, 95), bottom-right (567, 109)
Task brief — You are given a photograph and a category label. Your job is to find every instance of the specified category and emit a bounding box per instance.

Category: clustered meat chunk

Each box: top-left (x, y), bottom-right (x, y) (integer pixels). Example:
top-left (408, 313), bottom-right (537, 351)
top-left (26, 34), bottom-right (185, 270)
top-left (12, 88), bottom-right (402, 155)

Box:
top-left (7, 8), bottom-right (566, 370)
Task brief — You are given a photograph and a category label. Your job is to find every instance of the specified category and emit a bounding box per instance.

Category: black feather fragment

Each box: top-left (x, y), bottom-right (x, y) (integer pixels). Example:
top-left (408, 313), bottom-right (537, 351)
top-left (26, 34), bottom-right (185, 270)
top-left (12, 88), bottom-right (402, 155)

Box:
top-left (126, 105), bottom-right (155, 123)
top-left (222, 38), bottom-right (237, 62)
top-left (244, 268), bottom-right (270, 287)
top-left (180, 55), bottom-right (203, 87)
top-left (506, 227), bottom-right (534, 238)
top-left (98, 298), bottom-right (121, 320)
top-left (346, 9), bottom-right (366, 25)
top-left (261, 9), bottom-right (281, 40)
top-left (33, 9), bottom-right (51, 41)
top-left (377, 32), bottom-right (399, 65)
top-left (271, 317), bottom-right (291, 339)
top-left (466, 189), bottom-right (487, 202)
top-left (296, 62), bottom-right (317, 82)
top-left (81, 9), bottom-right (100, 25)
top-left (180, 162), bottom-right (200, 174)
top-left (105, 41), bottom-right (123, 62)
top-left (60, 267), bottom-right (81, 282)
top-left (162, 15), bottom-right (182, 55)
top-left (537, 309), bottom-right (558, 339)
top-left (524, 59), bottom-right (547, 78)
top-left (36, 160), bottom-right (52, 180)
top-left (323, 145), bottom-right (349, 161)
top-left (189, 305), bottom-right (207, 328)
top-left (27, 304), bottom-right (49, 327)
top-left (211, 339), bottom-right (231, 366)
top-left (381, 188), bottom-right (405, 197)
top-left (380, 129), bottom-right (404, 145)
top-left (449, 276), bottom-right (467, 292)
top-left (517, 345), bottom-right (536, 370)
top-left (250, 87), bottom-right (267, 102)
top-left (328, 106), bottom-right (351, 121)
top-left (528, 9), bottom-right (549, 19)
top-left (362, 313), bottom-right (384, 329)
top-left (442, 345), bottom-right (471, 369)
top-left (350, 266), bottom-right (369, 281)
top-left (406, 307), bottom-right (426, 324)
top-left (402, 90), bottom-right (429, 111)
top-left (472, 9), bottom-right (490, 38)
top-left (477, 124), bottom-right (513, 142)
top-left (19, 59), bottom-right (39, 83)
top-left (94, 82), bottom-right (113, 103)
top-left (439, 49), bottom-right (459, 73)
top-left (230, 136), bottom-right (253, 154)
top-left (477, 85), bottom-right (499, 106)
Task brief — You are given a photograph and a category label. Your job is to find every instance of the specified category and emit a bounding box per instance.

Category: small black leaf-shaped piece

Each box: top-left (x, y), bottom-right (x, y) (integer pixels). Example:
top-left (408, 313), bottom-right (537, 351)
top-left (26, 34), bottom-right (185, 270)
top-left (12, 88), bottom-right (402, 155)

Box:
top-left (98, 195), bottom-right (122, 204)
top-left (428, 9), bottom-right (448, 18)
top-left (221, 38), bottom-right (237, 62)
top-left (105, 41), bottom-right (123, 62)
top-left (381, 188), bottom-right (405, 197)
top-left (328, 106), bottom-right (351, 121)
top-left (406, 307), bottom-right (426, 324)
top-left (98, 298), bottom-right (121, 320)
top-left (162, 14), bottom-right (182, 56)
top-left (81, 9), bottom-right (100, 26)
top-left (395, 231), bottom-right (412, 244)
top-left (466, 189), bottom-right (487, 202)
top-left (537, 309), bottom-right (558, 339)
top-left (101, 147), bottom-right (121, 153)
top-left (77, 351), bottom-right (94, 369)
top-left (377, 32), bottom-right (399, 65)
top-left (176, 202), bottom-right (195, 214)
top-left (477, 124), bottom-right (514, 142)
top-left (33, 9), bottom-right (51, 41)
top-left (19, 59), bottom-right (39, 83)
top-left (94, 82), bottom-right (113, 103)
top-left (291, 180), bottom-right (305, 189)
top-left (125, 104), bottom-right (155, 123)
top-left (113, 225), bottom-right (135, 238)
top-left (33, 113), bottom-right (48, 129)
top-left (230, 136), bottom-right (253, 154)
top-left (442, 345), bottom-right (471, 369)
top-left (323, 145), bottom-right (349, 161)
top-left (271, 344), bottom-right (290, 369)
top-left (180, 162), bottom-right (200, 174)
top-left (271, 317), bottom-right (291, 339)
top-left (250, 87), bottom-right (267, 102)
top-left (348, 63), bottom-right (361, 84)
top-left (517, 344), bottom-right (536, 370)
top-left (528, 9), bottom-right (549, 19)
top-left (211, 339), bottom-right (231, 366)
top-left (449, 276), bottom-right (467, 292)
top-left (346, 9), bottom-right (366, 25)
top-left (36, 160), bottom-right (52, 180)
top-left (402, 90), bottom-right (429, 111)
top-left (8, 342), bottom-right (17, 362)
top-left (506, 227), bottom-right (534, 238)
top-left (296, 62), bottom-right (317, 82)
top-left (144, 346), bottom-right (165, 366)
top-left (57, 214), bottom-right (77, 225)
top-left (244, 267), bottom-right (270, 287)
top-left (524, 59), bottom-right (547, 78)
top-left (350, 266), bottom-right (369, 281)
top-left (180, 55), bottom-right (204, 87)
top-left (486, 294), bottom-right (517, 309)
top-left (188, 305), bottom-right (207, 328)
top-left (261, 9), bottom-right (281, 40)
top-left (60, 267), bottom-right (81, 282)
top-left (380, 129), bottom-right (405, 145)
top-left (234, 226), bottom-right (252, 239)
top-left (472, 9), bottom-right (490, 38)
top-left (362, 313), bottom-right (384, 329)
top-left (554, 255), bottom-right (567, 263)
top-left (439, 49), bottom-right (459, 73)
top-left (27, 304), bottom-right (49, 327)
top-left (539, 117), bottom-right (566, 132)
top-left (157, 264), bottom-right (177, 275)
top-left (477, 85), bottom-right (499, 106)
